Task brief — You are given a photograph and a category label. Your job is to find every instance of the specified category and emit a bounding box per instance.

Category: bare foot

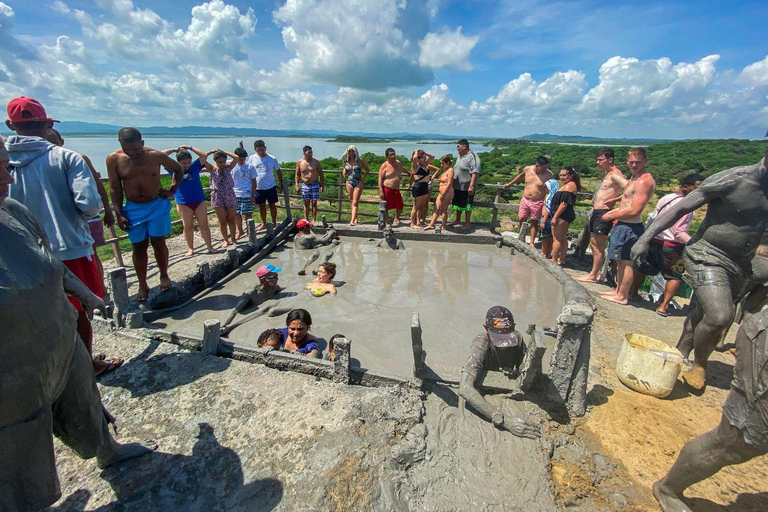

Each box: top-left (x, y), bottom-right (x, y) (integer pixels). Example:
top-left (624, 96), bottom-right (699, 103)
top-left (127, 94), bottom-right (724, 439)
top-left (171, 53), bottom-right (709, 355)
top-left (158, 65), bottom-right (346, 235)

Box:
top-left (184, 248), bottom-right (195, 257)
top-left (681, 364), bottom-right (707, 390)
top-left (254, 223), bottom-right (265, 231)
top-left (94, 356), bottom-right (124, 377)
top-left (160, 276), bottom-right (172, 292)
top-left (450, 220), bottom-right (462, 226)
top-left (575, 275), bottom-right (598, 283)
top-left (234, 231), bottom-right (244, 240)
top-left (652, 480), bottom-right (693, 512)
top-left (392, 219), bottom-right (401, 226)
top-left (206, 247), bottom-right (220, 254)
top-left (600, 292), bottom-right (628, 305)
top-left (97, 438), bottom-right (157, 469)
top-left (423, 225), bottom-right (435, 231)
top-left (220, 241), bottom-right (230, 249)
top-left (410, 224), bottom-right (421, 229)
top-left (136, 284), bottom-right (149, 302)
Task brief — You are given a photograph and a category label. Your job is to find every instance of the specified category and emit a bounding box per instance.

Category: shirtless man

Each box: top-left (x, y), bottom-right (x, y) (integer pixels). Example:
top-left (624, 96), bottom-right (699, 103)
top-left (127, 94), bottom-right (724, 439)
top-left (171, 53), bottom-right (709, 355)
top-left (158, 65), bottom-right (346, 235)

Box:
top-left (295, 218), bottom-right (340, 275)
top-left (504, 156), bottom-right (554, 247)
top-left (600, 147), bottom-right (656, 305)
top-left (377, 226), bottom-right (405, 250)
top-left (632, 150), bottom-right (768, 390)
top-left (295, 145), bottom-right (324, 222)
top-left (576, 148), bottom-right (624, 282)
top-left (106, 127), bottom-right (183, 302)
top-left (378, 147), bottom-right (406, 226)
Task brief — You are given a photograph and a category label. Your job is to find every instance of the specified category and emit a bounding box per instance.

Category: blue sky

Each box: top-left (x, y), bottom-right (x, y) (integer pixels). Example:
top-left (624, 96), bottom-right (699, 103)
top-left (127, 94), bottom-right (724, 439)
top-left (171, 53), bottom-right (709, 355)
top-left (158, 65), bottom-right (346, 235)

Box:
top-left (1, 0), bottom-right (766, 138)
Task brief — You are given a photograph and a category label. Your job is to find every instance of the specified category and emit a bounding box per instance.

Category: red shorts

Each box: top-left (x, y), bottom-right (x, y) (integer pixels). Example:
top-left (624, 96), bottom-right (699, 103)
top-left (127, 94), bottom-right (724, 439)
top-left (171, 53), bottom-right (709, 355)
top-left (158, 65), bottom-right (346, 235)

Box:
top-left (383, 186), bottom-right (404, 211)
top-left (63, 255), bottom-right (103, 313)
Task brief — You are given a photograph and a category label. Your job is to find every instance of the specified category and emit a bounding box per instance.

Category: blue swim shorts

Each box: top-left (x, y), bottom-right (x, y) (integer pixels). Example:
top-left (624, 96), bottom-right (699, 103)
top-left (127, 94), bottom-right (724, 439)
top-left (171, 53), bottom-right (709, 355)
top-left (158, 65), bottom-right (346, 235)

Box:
top-left (301, 182), bottom-right (320, 201)
top-left (123, 197), bottom-right (172, 244)
top-left (236, 196), bottom-right (254, 215)
top-left (607, 222), bottom-right (644, 261)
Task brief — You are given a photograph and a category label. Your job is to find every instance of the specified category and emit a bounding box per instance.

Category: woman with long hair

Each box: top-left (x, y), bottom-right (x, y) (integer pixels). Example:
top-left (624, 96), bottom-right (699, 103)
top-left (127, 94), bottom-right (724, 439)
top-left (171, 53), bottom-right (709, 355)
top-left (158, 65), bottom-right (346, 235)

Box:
top-left (409, 149), bottom-right (439, 229)
top-left (341, 145), bottom-right (370, 226)
top-left (550, 167), bottom-right (581, 265)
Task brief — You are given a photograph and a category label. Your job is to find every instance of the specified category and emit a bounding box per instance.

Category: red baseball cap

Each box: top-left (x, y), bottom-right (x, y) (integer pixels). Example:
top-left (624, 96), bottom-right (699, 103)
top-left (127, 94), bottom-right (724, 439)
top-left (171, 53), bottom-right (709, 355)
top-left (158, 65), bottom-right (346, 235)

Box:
top-left (6, 97), bottom-right (60, 124)
top-left (296, 219), bottom-right (312, 229)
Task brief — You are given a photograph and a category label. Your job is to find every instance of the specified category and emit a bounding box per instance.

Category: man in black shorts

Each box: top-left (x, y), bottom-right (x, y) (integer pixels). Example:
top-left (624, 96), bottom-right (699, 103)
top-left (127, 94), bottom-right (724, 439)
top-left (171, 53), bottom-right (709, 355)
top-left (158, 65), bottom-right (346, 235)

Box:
top-left (451, 139), bottom-right (480, 230)
top-left (653, 308), bottom-right (768, 512)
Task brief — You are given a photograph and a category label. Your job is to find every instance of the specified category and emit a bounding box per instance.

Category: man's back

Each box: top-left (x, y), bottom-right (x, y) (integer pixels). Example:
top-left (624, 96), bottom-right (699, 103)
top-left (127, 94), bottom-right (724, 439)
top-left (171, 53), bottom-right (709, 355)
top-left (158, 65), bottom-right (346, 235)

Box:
top-left (7, 135), bottom-right (99, 260)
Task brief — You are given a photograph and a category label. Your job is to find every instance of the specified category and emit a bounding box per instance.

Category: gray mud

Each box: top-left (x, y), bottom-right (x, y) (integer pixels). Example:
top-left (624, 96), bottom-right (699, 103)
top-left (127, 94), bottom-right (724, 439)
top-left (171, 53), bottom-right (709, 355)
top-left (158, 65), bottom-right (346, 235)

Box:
top-left (151, 237), bottom-right (564, 380)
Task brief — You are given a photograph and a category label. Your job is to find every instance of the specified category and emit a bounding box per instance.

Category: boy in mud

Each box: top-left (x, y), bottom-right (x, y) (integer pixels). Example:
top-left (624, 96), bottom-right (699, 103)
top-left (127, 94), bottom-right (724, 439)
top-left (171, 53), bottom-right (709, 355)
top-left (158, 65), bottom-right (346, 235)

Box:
top-left (295, 145), bottom-right (324, 222)
top-left (458, 306), bottom-right (541, 439)
top-left (295, 218), bottom-right (340, 275)
top-left (376, 226), bottom-right (405, 250)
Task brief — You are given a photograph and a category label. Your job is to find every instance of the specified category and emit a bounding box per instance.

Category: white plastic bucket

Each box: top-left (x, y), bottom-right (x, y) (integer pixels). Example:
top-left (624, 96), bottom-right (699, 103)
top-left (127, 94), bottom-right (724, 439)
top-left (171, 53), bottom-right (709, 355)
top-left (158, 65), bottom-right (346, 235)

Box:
top-left (616, 333), bottom-right (684, 398)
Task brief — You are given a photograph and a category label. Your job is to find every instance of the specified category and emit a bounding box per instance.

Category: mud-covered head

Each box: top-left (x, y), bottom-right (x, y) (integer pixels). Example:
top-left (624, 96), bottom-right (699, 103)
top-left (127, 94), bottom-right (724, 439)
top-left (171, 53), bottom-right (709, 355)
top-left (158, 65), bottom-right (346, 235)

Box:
top-left (296, 218), bottom-right (312, 233)
top-left (257, 328), bottom-right (284, 349)
top-left (484, 306), bottom-right (520, 348)
top-left (383, 226), bottom-right (395, 240)
top-left (256, 263), bottom-right (281, 287)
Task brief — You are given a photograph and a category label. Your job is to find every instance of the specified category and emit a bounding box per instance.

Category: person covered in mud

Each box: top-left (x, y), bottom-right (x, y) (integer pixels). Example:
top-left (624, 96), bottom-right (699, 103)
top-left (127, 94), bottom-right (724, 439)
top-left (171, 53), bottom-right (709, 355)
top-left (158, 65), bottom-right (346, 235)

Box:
top-left (306, 262), bottom-right (337, 297)
top-left (294, 218), bottom-right (340, 275)
top-left (323, 334), bottom-right (344, 361)
top-left (458, 306), bottom-right (541, 439)
top-left (278, 309), bottom-right (320, 357)
top-left (256, 328), bottom-right (285, 352)
top-left (0, 141), bottom-right (154, 512)
top-left (653, 307), bottom-right (768, 512)
top-left (631, 149), bottom-right (768, 390)
top-left (376, 225), bottom-right (405, 250)
top-left (220, 264), bottom-right (290, 336)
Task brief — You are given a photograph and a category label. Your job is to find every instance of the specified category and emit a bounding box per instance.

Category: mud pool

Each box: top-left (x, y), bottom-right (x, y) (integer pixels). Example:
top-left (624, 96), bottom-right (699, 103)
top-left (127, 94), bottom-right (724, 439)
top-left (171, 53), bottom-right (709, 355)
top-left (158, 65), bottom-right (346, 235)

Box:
top-left (151, 236), bottom-right (564, 380)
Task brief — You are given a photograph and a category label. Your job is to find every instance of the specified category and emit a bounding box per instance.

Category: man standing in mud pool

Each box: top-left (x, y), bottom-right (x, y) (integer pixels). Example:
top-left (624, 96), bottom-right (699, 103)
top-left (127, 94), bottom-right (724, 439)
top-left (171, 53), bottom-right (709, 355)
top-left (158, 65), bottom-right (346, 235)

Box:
top-left (295, 145), bottom-right (324, 223)
top-left (504, 156), bottom-right (554, 247)
top-left (458, 306), bottom-right (541, 439)
top-left (106, 127), bottom-right (183, 302)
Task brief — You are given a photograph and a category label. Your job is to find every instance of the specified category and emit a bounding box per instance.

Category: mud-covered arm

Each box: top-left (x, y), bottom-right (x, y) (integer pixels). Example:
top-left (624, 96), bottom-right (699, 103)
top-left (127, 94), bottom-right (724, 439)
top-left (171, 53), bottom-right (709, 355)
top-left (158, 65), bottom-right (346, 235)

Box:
top-left (318, 229), bottom-right (338, 246)
top-left (62, 264), bottom-right (106, 320)
top-left (458, 371), bottom-right (502, 423)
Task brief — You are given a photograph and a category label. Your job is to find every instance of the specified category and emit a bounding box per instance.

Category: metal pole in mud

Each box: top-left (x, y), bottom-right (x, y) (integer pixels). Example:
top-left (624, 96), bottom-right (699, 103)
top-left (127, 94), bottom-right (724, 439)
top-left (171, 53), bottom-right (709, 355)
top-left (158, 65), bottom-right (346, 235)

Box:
top-left (411, 313), bottom-right (425, 382)
top-left (332, 337), bottom-right (351, 384)
top-left (281, 178), bottom-right (292, 221)
top-left (202, 319), bottom-right (221, 356)
top-left (107, 267), bottom-right (130, 327)
top-left (248, 219), bottom-right (258, 247)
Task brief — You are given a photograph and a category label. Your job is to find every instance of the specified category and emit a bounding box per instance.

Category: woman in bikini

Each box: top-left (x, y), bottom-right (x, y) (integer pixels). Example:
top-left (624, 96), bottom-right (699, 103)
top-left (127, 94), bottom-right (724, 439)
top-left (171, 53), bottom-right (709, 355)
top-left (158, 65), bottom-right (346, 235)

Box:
top-left (409, 149), bottom-right (439, 229)
top-left (424, 155), bottom-right (453, 231)
top-left (305, 262), bottom-right (337, 297)
top-left (341, 145), bottom-right (370, 226)
top-left (209, 148), bottom-right (239, 248)
top-left (162, 145), bottom-right (217, 256)
top-left (550, 167), bottom-right (581, 266)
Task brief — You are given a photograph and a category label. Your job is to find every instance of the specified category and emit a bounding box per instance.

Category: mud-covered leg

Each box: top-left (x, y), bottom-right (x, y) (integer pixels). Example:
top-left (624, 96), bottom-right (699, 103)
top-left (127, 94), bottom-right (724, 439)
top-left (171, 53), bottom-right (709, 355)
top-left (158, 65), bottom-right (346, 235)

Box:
top-left (298, 250), bottom-right (320, 275)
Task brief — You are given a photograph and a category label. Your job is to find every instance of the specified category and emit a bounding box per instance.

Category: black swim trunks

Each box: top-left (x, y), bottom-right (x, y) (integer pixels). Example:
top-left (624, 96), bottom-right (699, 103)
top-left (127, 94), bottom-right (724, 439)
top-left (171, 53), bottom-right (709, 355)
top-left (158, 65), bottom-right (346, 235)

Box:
top-left (412, 181), bottom-right (429, 198)
top-left (452, 189), bottom-right (474, 212)
top-left (589, 209), bottom-right (613, 236)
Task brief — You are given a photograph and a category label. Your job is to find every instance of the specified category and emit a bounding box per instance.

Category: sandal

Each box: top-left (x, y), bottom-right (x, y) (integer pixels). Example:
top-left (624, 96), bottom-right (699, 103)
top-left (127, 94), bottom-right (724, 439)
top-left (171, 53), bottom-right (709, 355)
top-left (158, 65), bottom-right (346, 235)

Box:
top-left (95, 357), bottom-right (124, 377)
top-left (655, 308), bottom-right (669, 317)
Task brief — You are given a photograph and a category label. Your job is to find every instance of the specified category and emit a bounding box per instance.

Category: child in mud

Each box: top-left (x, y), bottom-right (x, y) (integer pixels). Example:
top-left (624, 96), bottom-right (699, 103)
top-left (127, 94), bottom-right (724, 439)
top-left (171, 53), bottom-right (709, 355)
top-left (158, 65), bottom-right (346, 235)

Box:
top-left (323, 334), bottom-right (344, 361)
top-left (424, 154), bottom-right (455, 231)
top-left (220, 264), bottom-right (288, 336)
top-left (306, 262), bottom-right (337, 297)
top-left (257, 328), bottom-right (285, 352)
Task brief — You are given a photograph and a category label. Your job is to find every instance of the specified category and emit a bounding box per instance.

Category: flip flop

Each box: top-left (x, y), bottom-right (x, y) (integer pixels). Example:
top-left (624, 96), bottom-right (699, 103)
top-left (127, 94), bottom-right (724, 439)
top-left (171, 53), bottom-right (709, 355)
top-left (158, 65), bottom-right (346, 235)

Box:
top-left (95, 357), bottom-right (124, 377)
top-left (655, 308), bottom-right (669, 317)
top-left (92, 353), bottom-right (107, 362)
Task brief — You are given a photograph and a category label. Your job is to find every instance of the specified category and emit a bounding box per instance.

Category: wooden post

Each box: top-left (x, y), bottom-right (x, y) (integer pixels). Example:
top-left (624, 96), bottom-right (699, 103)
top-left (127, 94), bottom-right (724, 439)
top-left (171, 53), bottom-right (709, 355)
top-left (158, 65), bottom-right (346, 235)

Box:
top-left (107, 225), bottom-right (125, 267)
top-left (336, 178), bottom-right (343, 222)
top-left (107, 267), bottom-right (130, 327)
top-left (332, 337), bottom-right (351, 384)
top-left (411, 312), bottom-right (425, 381)
top-left (248, 219), bottom-right (258, 247)
top-left (202, 319), bottom-right (221, 356)
top-left (281, 177), bottom-right (292, 221)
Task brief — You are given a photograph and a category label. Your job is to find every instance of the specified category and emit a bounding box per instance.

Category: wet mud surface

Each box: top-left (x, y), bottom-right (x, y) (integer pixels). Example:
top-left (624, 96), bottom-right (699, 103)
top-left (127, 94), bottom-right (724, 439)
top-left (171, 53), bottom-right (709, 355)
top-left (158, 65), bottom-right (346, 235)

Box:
top-left (151, 237), bottom-right (564, 380)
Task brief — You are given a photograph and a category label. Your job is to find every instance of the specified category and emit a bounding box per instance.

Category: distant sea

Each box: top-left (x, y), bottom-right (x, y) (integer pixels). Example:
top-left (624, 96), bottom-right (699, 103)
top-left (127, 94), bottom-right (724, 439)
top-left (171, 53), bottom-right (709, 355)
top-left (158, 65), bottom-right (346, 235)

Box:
top-left (58, 136), bottom-right (491, 177)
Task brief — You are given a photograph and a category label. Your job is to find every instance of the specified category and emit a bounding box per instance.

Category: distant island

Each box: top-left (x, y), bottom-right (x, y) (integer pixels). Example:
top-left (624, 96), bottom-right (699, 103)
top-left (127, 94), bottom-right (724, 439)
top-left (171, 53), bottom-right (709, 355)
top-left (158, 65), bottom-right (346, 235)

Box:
top-left (327, 135), bottom-right (398, 143)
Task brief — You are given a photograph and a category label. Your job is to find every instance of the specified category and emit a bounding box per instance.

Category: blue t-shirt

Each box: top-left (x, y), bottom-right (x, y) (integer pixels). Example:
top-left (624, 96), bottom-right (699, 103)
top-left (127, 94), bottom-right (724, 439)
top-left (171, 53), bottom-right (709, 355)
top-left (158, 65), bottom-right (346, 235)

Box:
top-left (278, 327), bottom-right (320, 355)
top-left (168, 159), bottom-right (206, 205)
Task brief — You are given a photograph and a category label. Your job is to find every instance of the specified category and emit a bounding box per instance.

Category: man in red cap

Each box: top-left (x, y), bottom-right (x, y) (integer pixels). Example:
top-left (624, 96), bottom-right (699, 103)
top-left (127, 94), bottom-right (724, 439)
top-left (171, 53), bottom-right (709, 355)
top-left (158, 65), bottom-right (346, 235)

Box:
top-left (458, 306), bottom-right (541, 439)
top-left (5, 97), bottom-right (122, 376)
top-left (294, 218), bottom-right (339, 275)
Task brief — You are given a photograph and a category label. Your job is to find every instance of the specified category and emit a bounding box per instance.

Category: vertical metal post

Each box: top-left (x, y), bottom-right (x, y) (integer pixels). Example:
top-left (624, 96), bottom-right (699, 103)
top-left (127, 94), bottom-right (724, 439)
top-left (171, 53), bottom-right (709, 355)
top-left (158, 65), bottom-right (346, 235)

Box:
top-left (491, 184), bottom-right (502, 231)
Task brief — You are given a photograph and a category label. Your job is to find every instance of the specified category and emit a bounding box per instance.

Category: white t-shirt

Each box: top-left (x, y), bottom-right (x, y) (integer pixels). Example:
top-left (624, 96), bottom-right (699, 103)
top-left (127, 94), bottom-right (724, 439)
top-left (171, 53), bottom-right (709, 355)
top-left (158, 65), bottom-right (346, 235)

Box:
top-left (247, 153), bottom-right (281, 190)
top-left (232, 163), bottom-right (257, 197)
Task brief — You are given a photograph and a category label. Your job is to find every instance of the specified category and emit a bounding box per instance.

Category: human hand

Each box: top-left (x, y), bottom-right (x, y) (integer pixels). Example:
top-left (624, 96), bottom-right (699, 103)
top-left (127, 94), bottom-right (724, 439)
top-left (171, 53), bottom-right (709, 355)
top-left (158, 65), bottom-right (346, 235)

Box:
top-left (250, 196), bottom-right (256, 204)
top-left (159, 189), bottom-right (175, 199)
top-left (103, 210), bottom-right (115, 228)
top-left (468, 186), bottom-right (475, 195)
top-left (319, 185), bottom-right (324, 194)
top-left (502, 415), bottom-right (541, 439)
top-left (179, 144), bottom-right (191, 150)
top-left (81, 293), bottom-right (107, 321)
top-left (379, 191), bottom-right (385, 200)
top-left (117, 215), bottom-right (131, 231)
top-left (295, 184), bottom-right (300, 193)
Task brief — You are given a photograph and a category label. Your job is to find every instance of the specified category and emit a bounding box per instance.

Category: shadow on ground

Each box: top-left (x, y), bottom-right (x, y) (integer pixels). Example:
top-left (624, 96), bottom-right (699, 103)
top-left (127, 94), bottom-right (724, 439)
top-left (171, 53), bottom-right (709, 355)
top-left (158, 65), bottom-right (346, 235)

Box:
top-left (98, 341), bottom-right (231, 398)
top-left (47, 423), bottom-right (282, 512)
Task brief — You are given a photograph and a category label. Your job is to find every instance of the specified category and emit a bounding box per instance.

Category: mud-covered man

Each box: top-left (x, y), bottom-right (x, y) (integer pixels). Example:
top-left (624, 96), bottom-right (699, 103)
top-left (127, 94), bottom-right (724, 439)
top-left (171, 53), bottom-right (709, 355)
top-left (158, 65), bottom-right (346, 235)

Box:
top-left (106, 127), bottom-right (183, 301)
top-left (632, 149), bottom-right (768, 390)
top-left (295, 218), bottom-right (339, 275)
top-left (220, 264), bottom-right (289, 336)
top-left (504, 156), bottom-right (554, 247)
top-left (376, 225), bottom-right (405, 250)
top-left (457, 306), bottom-right (541, 439)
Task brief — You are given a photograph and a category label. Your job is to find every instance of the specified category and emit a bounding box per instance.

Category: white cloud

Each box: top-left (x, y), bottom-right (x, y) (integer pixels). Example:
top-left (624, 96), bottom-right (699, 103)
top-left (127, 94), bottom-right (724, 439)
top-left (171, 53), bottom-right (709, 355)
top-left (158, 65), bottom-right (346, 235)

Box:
top-left (272, 0), bottom-right (434, 90)
top-left (738, 55), bottom-right (768, 87)
top-left (488, 70), bottom-right (587, 111)
top-left (418, 27), bottom-right (478, 71)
